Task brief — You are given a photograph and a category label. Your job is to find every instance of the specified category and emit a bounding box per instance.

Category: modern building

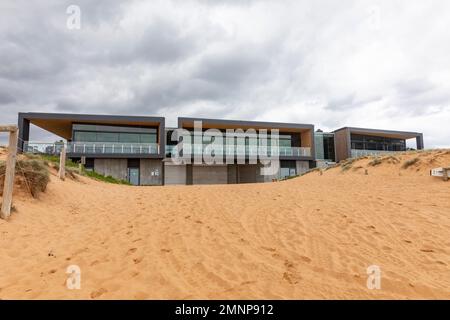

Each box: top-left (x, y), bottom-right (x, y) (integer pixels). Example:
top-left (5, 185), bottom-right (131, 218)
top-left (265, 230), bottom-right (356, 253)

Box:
top-left (163, 117), bottom-right (315, 185)
top-left (18, 113), bottom-right (165, 186)
top-left (17, 112), bottom-right (424, 185)
top-left (333, 127), bottom-right (424, 162)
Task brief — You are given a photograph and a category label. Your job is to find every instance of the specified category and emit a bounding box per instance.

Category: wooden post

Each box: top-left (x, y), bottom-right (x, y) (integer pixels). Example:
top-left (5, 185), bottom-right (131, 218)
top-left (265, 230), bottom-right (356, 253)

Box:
top-left (1, 126), bottom-right (18, 220)
top-left (58, 146), bottom-right (66, 180)
top-left (443, 168), bottom-right (449, 182)
top-left (79, 156), bottom-right (86, 174)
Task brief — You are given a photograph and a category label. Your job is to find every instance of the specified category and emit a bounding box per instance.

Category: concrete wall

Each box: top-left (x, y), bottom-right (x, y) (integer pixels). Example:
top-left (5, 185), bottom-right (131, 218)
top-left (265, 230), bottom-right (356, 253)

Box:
top-left (94, 159), bottom-right (128, 181)
top-left (237, 164), bottom-right (266, 183)
top-left (193, 165), bottom-right (227, 184)
top-left (296, 160), bottom-right (310, 175)
top-left (164, 164), bottom-right (186, 185)
top-left (140, 159), bottom-right (163, 185)
top-left (227, 164), bottom-right (238, 184)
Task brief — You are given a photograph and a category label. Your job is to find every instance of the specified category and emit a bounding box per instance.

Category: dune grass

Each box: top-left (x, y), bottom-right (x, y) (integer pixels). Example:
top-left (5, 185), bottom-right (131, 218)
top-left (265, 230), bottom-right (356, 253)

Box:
top-left (402, 157), bottom-right (420, 169)
top-left (0, 158), bottom-right (50, 198)
top-left (84, 170), bottom-right (131, 185)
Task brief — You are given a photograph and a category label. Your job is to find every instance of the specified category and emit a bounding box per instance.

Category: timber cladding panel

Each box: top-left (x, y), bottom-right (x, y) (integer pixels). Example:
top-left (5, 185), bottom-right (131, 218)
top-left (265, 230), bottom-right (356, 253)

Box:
top-left (334, 128), bottom-right (350, 162)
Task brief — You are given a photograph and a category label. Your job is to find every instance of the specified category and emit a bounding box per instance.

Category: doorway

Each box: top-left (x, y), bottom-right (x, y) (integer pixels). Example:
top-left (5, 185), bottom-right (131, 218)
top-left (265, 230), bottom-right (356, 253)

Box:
top-left (127, 167), bottom-right (140, 185)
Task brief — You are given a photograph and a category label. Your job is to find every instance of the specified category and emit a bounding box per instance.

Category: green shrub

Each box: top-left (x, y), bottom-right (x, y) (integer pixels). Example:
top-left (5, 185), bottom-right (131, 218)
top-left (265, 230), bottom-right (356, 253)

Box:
top-left (84, 170), bottom-right (131, 185)
top-left (36, 154), bottom-right (79, 168)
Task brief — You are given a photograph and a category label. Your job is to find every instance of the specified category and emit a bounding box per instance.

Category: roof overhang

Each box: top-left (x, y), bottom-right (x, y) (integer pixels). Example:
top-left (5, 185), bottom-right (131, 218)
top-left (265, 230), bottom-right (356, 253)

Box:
top-left (334, 127), bottom-right (422, 140)
top-left (178, 117), bottom-right (314, 133)
top-left (19, 113), bottom-right (164, 140)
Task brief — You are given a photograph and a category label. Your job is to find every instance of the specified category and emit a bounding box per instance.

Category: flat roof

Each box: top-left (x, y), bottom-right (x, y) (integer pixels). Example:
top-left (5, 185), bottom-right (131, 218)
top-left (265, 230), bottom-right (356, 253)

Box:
top-left (333, 126), bottom-right (422, 139)
top-left (19, 112), bottom-right (164, 140)
top-left (178, 117), bottom-right (314, 132)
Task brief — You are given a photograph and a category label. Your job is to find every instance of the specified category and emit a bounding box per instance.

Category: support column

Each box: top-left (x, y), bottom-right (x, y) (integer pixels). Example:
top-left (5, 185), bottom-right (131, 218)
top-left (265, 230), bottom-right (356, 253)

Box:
top-left (416, 134), bottom-right (424, 150)
top-left (17, 115), bottom-right (30, 153)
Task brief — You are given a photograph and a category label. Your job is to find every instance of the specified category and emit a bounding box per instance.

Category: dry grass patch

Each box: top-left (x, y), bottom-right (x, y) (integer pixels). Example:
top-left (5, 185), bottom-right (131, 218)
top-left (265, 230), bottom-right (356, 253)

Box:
top-left (0, 158), bottom-right (50, 198)
top-left (401, 157), bottom-right (420, 169)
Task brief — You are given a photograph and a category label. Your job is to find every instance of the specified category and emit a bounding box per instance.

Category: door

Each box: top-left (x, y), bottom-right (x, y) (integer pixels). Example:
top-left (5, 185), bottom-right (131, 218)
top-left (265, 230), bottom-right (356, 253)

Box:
top-left (128, 168), bottom-right (140, 185)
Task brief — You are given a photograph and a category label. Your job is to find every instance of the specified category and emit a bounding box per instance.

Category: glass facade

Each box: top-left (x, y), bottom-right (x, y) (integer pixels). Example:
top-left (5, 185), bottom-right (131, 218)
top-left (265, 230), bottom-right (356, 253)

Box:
top-left (72, 124), bottom-right (157, 144)
top-left (314, 132), bottom-right (335, 161)
top-left (165, 130), bottom-right (310, 157)
top-left (279, 160), bottom-right (297, 179)
top-left (350, 134), bottom-right (406, 151)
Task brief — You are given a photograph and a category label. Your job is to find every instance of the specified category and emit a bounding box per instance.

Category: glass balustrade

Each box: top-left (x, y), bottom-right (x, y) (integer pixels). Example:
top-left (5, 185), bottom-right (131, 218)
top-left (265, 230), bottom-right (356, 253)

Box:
top-left (23, 142), bottom-right (160, 155)
top-left (165, 145), bottom-right (311, 157)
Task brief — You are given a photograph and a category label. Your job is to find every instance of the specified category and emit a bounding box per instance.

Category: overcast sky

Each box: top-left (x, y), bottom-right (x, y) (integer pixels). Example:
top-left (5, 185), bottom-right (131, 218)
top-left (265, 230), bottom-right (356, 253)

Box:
top-left (1, 0), bottom-right (449, 147)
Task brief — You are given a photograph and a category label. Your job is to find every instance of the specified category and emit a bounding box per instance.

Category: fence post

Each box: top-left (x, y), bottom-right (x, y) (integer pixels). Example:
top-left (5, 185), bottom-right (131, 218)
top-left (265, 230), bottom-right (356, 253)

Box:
top-left (79, 156), bottom-right (86, 174)
top-left (1, 127), bottom-right (18, 220)
top-left (58, 146), bottom-right (66, 180)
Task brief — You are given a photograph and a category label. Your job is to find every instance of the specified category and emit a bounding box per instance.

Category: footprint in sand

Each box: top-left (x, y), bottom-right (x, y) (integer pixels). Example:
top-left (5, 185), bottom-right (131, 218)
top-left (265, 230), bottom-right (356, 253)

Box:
top-left (282, 260), bottom-right (300, 285)
top-left (299, 256), bottom-right (311, 263)
top-left (260, 246), bottom-right (277, 252)
top-left (90, 288), bottom-right (108, 299)
top-left (90, 260), bottom-right (100, 266)
top-left (127, 248), bottom-right (137, 255)
top-left (161, 249), bottom-right (172, 253)
top-left (133, 257), bottom-right (143, 264)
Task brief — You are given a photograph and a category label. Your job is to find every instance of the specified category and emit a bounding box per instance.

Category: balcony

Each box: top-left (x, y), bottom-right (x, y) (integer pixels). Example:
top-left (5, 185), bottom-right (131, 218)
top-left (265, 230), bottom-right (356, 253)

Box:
top-left (166, 145), bottom-right (311, 157)
top-left (24, 142), bottom-right (160, 155)
top-left (351, 149), bottom-right (398, 158)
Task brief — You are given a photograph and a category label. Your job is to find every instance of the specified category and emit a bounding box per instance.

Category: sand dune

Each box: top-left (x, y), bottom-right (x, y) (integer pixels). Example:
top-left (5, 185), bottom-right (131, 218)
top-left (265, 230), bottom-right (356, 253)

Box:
top-left (0, 150), bottom-right (449, 299)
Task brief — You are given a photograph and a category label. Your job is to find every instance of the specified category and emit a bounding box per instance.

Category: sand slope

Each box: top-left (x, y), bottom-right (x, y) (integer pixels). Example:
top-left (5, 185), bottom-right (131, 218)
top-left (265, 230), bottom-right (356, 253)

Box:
top-left (1, 150), bottom-right (450, 299)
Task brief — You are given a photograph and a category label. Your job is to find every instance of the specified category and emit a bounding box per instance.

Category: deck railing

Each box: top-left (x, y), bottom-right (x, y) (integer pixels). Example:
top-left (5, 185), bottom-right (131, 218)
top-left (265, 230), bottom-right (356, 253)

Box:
top-left (166, 145), bottom-right (311, 157)
top-left (351, 149), bottom-right (398, 158)
top-left (23, 142), bottom-right (160, 155)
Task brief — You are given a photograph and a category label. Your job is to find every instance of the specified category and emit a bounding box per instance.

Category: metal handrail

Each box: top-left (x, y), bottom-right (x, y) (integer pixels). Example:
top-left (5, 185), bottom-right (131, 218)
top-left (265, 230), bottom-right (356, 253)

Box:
top-left (166, 145), bottom-right (311, 157)
top-left (23, 141), bottom-right (160, 155)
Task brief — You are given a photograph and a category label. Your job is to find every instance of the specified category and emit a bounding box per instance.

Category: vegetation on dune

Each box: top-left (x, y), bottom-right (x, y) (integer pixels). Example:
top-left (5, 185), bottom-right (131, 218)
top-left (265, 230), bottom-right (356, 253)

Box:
top-left (25, 153), bottom-right (79, 169)
top-left (340, 158), bottom-right (358, 171)
top-left (368, 158), bottom-right (382, 166)
top-left (84, 170), bottom-right (131, 185)
top-left (402, 157), bottom-right (420, 169)
top-left (367, 155), bottom-right (399, 167)
top-left (24, 153), bottom-right (130, 185)
top-left (0, 159), bottom-right (50, 198)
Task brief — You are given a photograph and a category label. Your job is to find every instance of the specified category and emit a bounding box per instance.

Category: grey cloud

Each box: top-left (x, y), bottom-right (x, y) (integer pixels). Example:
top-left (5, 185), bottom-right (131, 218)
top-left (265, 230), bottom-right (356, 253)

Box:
top-left (1, 0), bottom-right (450, 147)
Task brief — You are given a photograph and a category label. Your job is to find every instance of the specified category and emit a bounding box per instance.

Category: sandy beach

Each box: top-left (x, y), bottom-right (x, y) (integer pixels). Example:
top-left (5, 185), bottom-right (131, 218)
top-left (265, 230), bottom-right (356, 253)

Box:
top-left (0, 150), bottom-right (449, 299)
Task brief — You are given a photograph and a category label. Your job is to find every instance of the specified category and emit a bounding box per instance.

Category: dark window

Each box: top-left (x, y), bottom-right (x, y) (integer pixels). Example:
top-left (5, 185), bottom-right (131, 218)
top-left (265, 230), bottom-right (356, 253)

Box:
top-left (73, 124), bottom-right (158, 144)
top-left (350, 134), bottom-right (406, 151)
